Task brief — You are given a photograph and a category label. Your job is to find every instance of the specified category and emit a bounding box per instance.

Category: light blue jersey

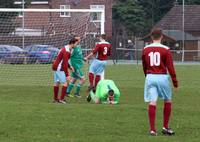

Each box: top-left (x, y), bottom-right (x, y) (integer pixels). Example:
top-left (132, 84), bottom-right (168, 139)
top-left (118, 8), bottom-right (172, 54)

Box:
top-left (144, 74), bottom-right (172, 102)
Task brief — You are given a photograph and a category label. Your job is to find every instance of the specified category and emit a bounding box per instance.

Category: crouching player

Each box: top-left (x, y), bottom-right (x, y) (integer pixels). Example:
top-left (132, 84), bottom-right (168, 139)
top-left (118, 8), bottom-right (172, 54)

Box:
top-left (87, 79), bottom-right (120, 104)
top-left (52, 38), bottom-right (78, 104)
top-left (66, 36), bottom-right (85, 98)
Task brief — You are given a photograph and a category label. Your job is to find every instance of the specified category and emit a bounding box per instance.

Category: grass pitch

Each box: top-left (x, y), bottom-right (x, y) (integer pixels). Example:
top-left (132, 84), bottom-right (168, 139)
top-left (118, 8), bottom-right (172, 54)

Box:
top-left (0, 64), bottom-right (200, 142)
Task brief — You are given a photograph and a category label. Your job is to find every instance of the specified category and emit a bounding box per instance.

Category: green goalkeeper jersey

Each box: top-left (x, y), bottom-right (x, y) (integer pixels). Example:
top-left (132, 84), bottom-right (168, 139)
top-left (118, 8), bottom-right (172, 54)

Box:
top-left (95, 79), bottom-right (120, 104)
top-left (69, 45), bottom-right (84, 69)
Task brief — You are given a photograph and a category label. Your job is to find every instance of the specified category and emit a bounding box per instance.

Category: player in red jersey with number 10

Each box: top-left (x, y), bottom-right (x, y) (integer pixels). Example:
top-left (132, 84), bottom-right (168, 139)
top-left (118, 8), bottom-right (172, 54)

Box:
top-left (142, 28), bottom-right (178, 136)
top-left (84, 34), bottom-right (112, 90)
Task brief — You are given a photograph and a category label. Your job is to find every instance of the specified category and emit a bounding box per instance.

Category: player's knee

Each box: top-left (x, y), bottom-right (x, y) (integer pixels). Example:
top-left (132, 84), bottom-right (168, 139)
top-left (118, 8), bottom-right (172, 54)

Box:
top-left (80, 77), bottom-right (86, 84)
top-left (71, 78), bottom-right (76, 83)
top-left (149, 101), bottom-right (157, 106)
top-left (54, 82), bottom-right (59, 86)
top-left (164, 100), bottom-right (171, 103)
top-left (66, 76), bottom-right (71, 81)
top-left (63, 82), bottom-right (68, 87)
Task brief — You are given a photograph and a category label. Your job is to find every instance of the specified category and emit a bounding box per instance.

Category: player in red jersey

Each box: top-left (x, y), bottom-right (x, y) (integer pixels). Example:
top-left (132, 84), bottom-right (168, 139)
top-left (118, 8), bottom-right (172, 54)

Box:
top-left (52, 38), bottom-right (78, 104)
top-left (142, 28), bottom-right (178, 136)
top-left (84, 34), bottom-right (112, 90)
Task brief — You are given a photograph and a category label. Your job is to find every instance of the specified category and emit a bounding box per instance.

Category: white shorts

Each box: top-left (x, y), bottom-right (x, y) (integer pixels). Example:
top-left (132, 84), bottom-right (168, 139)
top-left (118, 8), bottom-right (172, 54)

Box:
top-left (144, 74), bottom-right (172, 102)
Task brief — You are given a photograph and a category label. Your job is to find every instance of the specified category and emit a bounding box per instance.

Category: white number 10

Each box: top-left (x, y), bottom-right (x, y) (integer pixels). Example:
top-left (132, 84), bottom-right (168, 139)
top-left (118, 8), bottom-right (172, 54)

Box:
top-left (148, 52), bottom-right (160, 66)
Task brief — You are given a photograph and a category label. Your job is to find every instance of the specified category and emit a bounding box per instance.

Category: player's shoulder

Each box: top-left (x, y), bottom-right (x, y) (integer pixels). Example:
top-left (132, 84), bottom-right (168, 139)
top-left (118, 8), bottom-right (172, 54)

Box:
top-left (75, 44), bottom-right (81, 48)
top-left (144, 43), bottom-right (169, 50)
top-left (64, 45), bottom-right (70, 52)
top-left (58, 47), bottom-right (64, 54)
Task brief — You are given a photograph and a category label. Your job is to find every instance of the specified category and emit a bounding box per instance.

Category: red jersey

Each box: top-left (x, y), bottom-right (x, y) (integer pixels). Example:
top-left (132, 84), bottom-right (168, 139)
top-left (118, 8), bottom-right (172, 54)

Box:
top-left (52, 45), bottom-right (71, 74)
top-left (142, 43), bottom-right (178, 87)
top-left (92, 41), bottom-right (112, 60)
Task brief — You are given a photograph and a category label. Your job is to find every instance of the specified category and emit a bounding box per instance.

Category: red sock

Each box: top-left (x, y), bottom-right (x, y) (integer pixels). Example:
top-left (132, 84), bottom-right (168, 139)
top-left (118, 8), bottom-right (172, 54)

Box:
top-left (95, 75), bottom-right (101, 87)
top-left (163, 102), bottom-right (172, 129)
top-left (53, 86), bottom-right (59, 100)
top-left (89, 72), bottom-right (94, 87)
top-left (60, 86), bottom-right (67, 100)
top-left (148, 105), bottom-right (156, 132)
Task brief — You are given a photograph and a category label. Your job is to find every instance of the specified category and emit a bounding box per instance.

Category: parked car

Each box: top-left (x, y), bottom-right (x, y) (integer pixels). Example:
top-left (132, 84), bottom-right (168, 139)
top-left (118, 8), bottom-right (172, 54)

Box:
top-left (24, 45), bottom-right (59, 64)
top-left (0, 45), bottom-right (27, 64)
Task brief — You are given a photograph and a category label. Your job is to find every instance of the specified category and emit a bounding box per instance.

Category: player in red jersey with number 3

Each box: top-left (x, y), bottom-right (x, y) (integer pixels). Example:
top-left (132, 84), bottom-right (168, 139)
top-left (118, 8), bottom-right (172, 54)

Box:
top-left (84, 34), bottom-right (112, 90)
top-left (142, 28), bottom-right (178, 136)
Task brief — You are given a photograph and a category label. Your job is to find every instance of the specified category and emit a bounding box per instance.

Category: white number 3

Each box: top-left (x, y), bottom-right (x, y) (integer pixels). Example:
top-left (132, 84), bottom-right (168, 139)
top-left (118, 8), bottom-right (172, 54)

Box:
top-left (103, 47), bottom-right (108, 55)
top-left (148, 52), bottom-right (160, 66)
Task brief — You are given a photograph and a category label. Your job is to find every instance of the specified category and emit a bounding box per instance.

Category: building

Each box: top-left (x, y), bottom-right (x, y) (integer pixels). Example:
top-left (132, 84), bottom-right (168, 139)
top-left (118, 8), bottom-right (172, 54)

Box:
top-left (14, 0), bottom-right (113, 38)
top-left (155, 5), bottom-right (200, 37)
top-left (0, 0), bottom-right (113, 48)
top-left (154, 5), bottom-right (200, 61)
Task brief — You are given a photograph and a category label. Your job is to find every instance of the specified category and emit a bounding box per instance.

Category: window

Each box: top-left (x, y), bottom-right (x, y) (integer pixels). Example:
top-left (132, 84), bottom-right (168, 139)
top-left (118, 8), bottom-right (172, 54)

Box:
top-left (90, 5), bottom-right (105, 22)
top-left (60, 5), bottom-right (70, 17)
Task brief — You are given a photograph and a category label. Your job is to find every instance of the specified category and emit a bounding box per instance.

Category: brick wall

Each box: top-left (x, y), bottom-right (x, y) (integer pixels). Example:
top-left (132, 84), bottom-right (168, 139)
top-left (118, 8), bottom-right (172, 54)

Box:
top-left (49, 0), bottom-right (112, 37)
top-left (16, 0), bottom-right (112, 38)
top-left (15, 3), bottom-right (51, 34)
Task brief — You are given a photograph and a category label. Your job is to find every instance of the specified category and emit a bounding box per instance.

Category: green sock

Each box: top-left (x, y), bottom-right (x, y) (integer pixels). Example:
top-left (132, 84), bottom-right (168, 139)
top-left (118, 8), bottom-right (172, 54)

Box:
top-left (75, 83), bottom-right (81, 94)
top-left (66, 82), bottom-right (74, 93)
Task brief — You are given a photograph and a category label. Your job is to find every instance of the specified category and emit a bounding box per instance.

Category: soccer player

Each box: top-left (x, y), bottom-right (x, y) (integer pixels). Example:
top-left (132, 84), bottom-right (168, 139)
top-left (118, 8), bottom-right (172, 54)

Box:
top-left (84, 34), bottom-right (112, 90)
top-left (87, 79), bottom-right (120, 104)
top-left (52, 38), bottom-right (78, 104)
top-left (142, 28), bottom-right (178, 136)
top-left (66, 36), bottom-right (85, 98)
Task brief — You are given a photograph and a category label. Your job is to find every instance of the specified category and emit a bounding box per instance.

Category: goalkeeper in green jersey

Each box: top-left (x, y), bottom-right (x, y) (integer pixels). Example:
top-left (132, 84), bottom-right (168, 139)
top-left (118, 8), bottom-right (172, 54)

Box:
top-left (87, 79), bottom-right (120, 104)
top-left (66, 36), bottom-right (85, 98)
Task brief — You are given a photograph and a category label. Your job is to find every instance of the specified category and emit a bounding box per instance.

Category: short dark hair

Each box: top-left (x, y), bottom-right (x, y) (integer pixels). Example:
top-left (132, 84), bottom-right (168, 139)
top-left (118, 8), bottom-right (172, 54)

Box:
top-left (100, 34), bottom-right (106, 40)
top-left (68, 38), bottom-right (78, 44)
top-left (151, 28), bottom-right (163, 40)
